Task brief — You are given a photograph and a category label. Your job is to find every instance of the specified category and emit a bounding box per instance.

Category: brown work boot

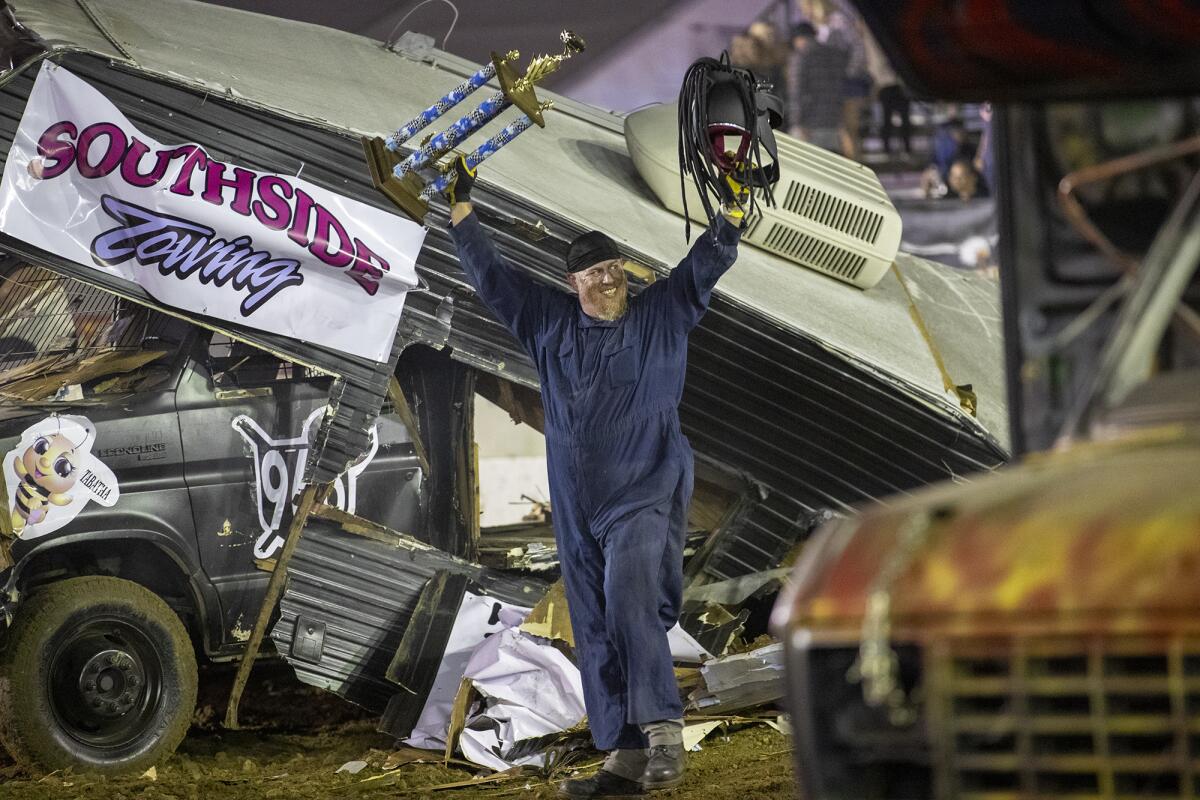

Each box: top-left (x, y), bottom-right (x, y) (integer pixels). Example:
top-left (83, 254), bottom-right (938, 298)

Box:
top-left (641, 743), bottom-right (685, 790)
top-left (558, 769), bottom-right (645, 798)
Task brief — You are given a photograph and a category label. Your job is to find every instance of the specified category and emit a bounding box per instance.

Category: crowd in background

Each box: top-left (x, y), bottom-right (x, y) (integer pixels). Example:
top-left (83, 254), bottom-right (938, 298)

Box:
top-left (729, 0), bottom-right (995, 203)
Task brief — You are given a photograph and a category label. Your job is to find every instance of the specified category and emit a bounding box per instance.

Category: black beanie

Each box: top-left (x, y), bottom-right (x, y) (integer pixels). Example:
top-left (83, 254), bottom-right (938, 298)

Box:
top-left (565, 230), bottom-right (620, 273)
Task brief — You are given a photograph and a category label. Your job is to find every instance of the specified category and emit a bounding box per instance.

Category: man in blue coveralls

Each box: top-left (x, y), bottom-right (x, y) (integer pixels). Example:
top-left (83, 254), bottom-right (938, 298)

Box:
top-left (446, 157), bottom-right (745, 798)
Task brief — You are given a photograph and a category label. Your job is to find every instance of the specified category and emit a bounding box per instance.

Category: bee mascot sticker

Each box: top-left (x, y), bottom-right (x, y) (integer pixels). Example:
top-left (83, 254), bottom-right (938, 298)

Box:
top-left (4, 414), bottom-right (120, 540)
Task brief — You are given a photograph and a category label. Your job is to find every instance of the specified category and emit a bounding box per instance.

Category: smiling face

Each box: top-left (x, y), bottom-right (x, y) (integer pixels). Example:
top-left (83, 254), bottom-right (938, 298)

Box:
top-left (568, 258), bottom-right (628, 321)
top-left (22, 433), bottom-right (81, 494)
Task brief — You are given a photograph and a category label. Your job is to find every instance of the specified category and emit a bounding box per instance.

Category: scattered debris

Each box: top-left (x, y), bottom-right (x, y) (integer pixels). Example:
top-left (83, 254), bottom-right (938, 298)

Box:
top-left (443, 678), bottom-right (476, 766)
top-left (676, 603), bottom-right (748, 659)
top-left (504, 541), bottom-right (559, 572)
top-left (266, 472), bottom-right (793, 776)
top-left (141, 766), bottom-right (157, 781)
top-left (335, 760), bottom-right (368, 775)
top-left (763, 715), bottom-right (791, 737)
top-left (387, 572), bottom-right (530, 747)
top-left (270, 511), bottom-right (547, 717)
top-left (687, 643), bottom-right (785, 714)
top-left (518, 579), bottom-right (573, 645)
top-left (682, 720), bottom-right (725, 751)
top-left (381, 747), bottom-right (444, 771)
top-left (682, 568), bottom-right (792, 605)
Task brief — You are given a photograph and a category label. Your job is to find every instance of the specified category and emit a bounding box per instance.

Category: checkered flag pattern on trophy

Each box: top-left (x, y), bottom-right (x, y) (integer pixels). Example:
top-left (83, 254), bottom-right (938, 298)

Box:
top-left (364, 30), bottom-right (586, 222)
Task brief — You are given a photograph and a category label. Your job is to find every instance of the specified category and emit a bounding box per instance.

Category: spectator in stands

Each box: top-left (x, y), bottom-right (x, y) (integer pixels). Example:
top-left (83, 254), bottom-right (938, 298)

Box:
top-left (746, 21), bottom-right (787, 95)
top-left (786, 22), bottom-right (850, 153)
top-left (948, 158), bottom-right (989, 201)
top-left (729, 33), bottom-right (758, 71)
top-left (864, 30), bottom-right (910, 157)
top-left (931, 117), bottom-right (974, 182)
top-left (974, 102), bottom-right (995, 193)
top-left (824, 6), bottom-right (871, 160)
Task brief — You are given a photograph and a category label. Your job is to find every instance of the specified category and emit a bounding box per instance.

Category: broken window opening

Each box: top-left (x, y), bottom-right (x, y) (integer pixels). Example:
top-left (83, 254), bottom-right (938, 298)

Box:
top-left (207, 332), bottom-right (312, 389)
top-left (0, 262), bottom-right (185, 403)
top-left (473, 384), bottom-right (553, 573)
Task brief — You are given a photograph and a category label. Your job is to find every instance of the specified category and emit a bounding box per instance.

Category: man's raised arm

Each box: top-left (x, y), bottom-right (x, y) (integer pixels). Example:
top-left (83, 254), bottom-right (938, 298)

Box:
top-left (651, 175), bottom-right (748, 333)
top-left (655, 215), bottom-right (743, 333)
top-left (447, 159), bottom-right (551, 351)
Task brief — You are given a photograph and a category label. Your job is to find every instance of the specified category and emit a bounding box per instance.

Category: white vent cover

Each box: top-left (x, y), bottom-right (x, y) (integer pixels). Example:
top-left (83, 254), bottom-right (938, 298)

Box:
top-left (623, 103), bottom-right (901, 290)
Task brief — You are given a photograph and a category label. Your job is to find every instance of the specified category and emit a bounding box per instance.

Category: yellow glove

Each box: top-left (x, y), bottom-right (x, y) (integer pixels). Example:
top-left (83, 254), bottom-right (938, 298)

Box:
top-left (720, 170), bottom-right (751, 221)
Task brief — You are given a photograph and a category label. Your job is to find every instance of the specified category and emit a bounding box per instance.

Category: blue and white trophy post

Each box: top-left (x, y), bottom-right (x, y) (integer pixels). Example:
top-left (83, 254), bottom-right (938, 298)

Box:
top-left (364, 30), bottom-right (586, 222)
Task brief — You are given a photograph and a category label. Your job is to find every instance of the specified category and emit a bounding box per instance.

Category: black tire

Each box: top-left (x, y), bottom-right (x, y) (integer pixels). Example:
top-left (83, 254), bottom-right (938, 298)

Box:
top-left (0, 576), bottom-right (197, 774)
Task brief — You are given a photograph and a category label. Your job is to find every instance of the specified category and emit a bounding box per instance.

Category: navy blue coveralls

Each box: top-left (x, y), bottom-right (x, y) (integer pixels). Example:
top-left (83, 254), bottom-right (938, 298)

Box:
top-left (451, 211), bottom-right (741, 750)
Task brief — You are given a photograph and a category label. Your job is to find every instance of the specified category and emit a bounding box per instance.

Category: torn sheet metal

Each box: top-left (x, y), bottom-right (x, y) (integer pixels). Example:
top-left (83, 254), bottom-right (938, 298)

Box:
top-left (682, 568), bottom-right (792, 606)
top-left (676, 605), bottom-right (748, 660)
top-left (683, 720), bottom-right (725, 752)
top-left (519, 578), bottom-right (572, 645)
top-left (687, 642), bottom-right (785, 715)
top-left (269, 510), bottom-right (547, 713)
top-left (668, 625), bottom-right (712, 664)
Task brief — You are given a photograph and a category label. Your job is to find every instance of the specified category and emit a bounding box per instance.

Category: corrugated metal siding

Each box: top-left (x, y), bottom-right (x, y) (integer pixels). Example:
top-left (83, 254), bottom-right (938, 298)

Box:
top-left (0, 53), bottom-right (1007, 584)
top-left (269, 513), bottom-right (546, 712)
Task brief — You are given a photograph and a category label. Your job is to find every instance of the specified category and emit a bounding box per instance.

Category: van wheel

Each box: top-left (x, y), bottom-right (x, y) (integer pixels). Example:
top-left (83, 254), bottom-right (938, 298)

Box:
top-left (0, 576), bottom-right (197, 774)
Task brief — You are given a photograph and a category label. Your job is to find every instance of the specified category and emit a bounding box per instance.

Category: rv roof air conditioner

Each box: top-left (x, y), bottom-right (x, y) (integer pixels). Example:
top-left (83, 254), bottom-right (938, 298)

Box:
top-left (624, 102), bottom-right (902, 290)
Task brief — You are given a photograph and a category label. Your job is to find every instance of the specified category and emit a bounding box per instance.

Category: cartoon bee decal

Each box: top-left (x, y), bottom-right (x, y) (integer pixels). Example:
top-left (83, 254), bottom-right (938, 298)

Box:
top-left (4, 415), bottom-right (120, 540)
top-left (11, 428), bottom-right (84, 533)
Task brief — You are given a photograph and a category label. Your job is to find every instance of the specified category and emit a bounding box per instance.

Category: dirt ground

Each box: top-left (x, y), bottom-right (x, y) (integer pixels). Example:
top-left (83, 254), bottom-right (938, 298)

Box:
top-left (0, 662), bottom-right (796, 800)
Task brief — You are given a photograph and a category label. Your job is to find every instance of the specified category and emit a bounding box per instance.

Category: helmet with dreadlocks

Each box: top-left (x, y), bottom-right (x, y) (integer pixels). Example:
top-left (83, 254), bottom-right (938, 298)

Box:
top-left (677, 54), bottom-right (783, 239)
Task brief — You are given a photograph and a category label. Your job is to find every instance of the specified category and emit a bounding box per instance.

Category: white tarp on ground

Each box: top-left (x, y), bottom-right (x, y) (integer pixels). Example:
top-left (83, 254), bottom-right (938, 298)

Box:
top-left (403, 584), bottom-right (710, 771)
top-left (459, 627), bottom-right (587, 771)
top-left (0, 62), bottom-right (425, 362)
top-left (401, 588), bottom-right (587, 771)
top-left (403, 592), bottom-right (532, 753)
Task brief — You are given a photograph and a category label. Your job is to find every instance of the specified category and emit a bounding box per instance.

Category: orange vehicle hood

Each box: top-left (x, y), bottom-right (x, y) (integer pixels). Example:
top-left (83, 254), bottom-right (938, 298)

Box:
top-left (787, 431), bottom-right (1200, 636)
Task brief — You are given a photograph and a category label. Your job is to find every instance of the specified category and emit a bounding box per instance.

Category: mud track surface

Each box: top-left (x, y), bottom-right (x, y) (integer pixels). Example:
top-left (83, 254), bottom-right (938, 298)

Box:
top-left (0, 661), bottom-right (796, 799)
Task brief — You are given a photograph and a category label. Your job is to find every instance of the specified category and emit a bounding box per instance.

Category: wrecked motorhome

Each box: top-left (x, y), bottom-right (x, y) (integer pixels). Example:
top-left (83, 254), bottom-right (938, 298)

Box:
top-left (0, 0), bottom-right (1006, 775)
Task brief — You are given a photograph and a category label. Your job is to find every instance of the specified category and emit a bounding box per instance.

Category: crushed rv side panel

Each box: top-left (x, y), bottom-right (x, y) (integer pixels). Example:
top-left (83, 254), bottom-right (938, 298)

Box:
top-left (269, 507), bottom-right (546, 713)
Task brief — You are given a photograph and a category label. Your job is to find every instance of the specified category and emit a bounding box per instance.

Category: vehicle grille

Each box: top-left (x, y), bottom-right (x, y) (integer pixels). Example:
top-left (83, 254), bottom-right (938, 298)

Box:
top-left (927, 635), bottom-right (1200, 800)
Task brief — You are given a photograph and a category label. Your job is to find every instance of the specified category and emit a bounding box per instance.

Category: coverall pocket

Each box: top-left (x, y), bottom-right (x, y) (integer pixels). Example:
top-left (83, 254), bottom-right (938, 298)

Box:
top-left (606, 345), bottom-right (636, 387)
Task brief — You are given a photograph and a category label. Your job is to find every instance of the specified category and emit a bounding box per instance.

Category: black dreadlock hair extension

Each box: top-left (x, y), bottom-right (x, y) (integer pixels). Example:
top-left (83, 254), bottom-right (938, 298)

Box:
top-left (677, 53), bottom-right (779, 241)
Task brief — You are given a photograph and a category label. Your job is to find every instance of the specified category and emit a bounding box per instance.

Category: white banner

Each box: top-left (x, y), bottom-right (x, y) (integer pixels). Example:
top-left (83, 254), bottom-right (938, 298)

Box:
top-left (0, 63), bottom-right (425, 362)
